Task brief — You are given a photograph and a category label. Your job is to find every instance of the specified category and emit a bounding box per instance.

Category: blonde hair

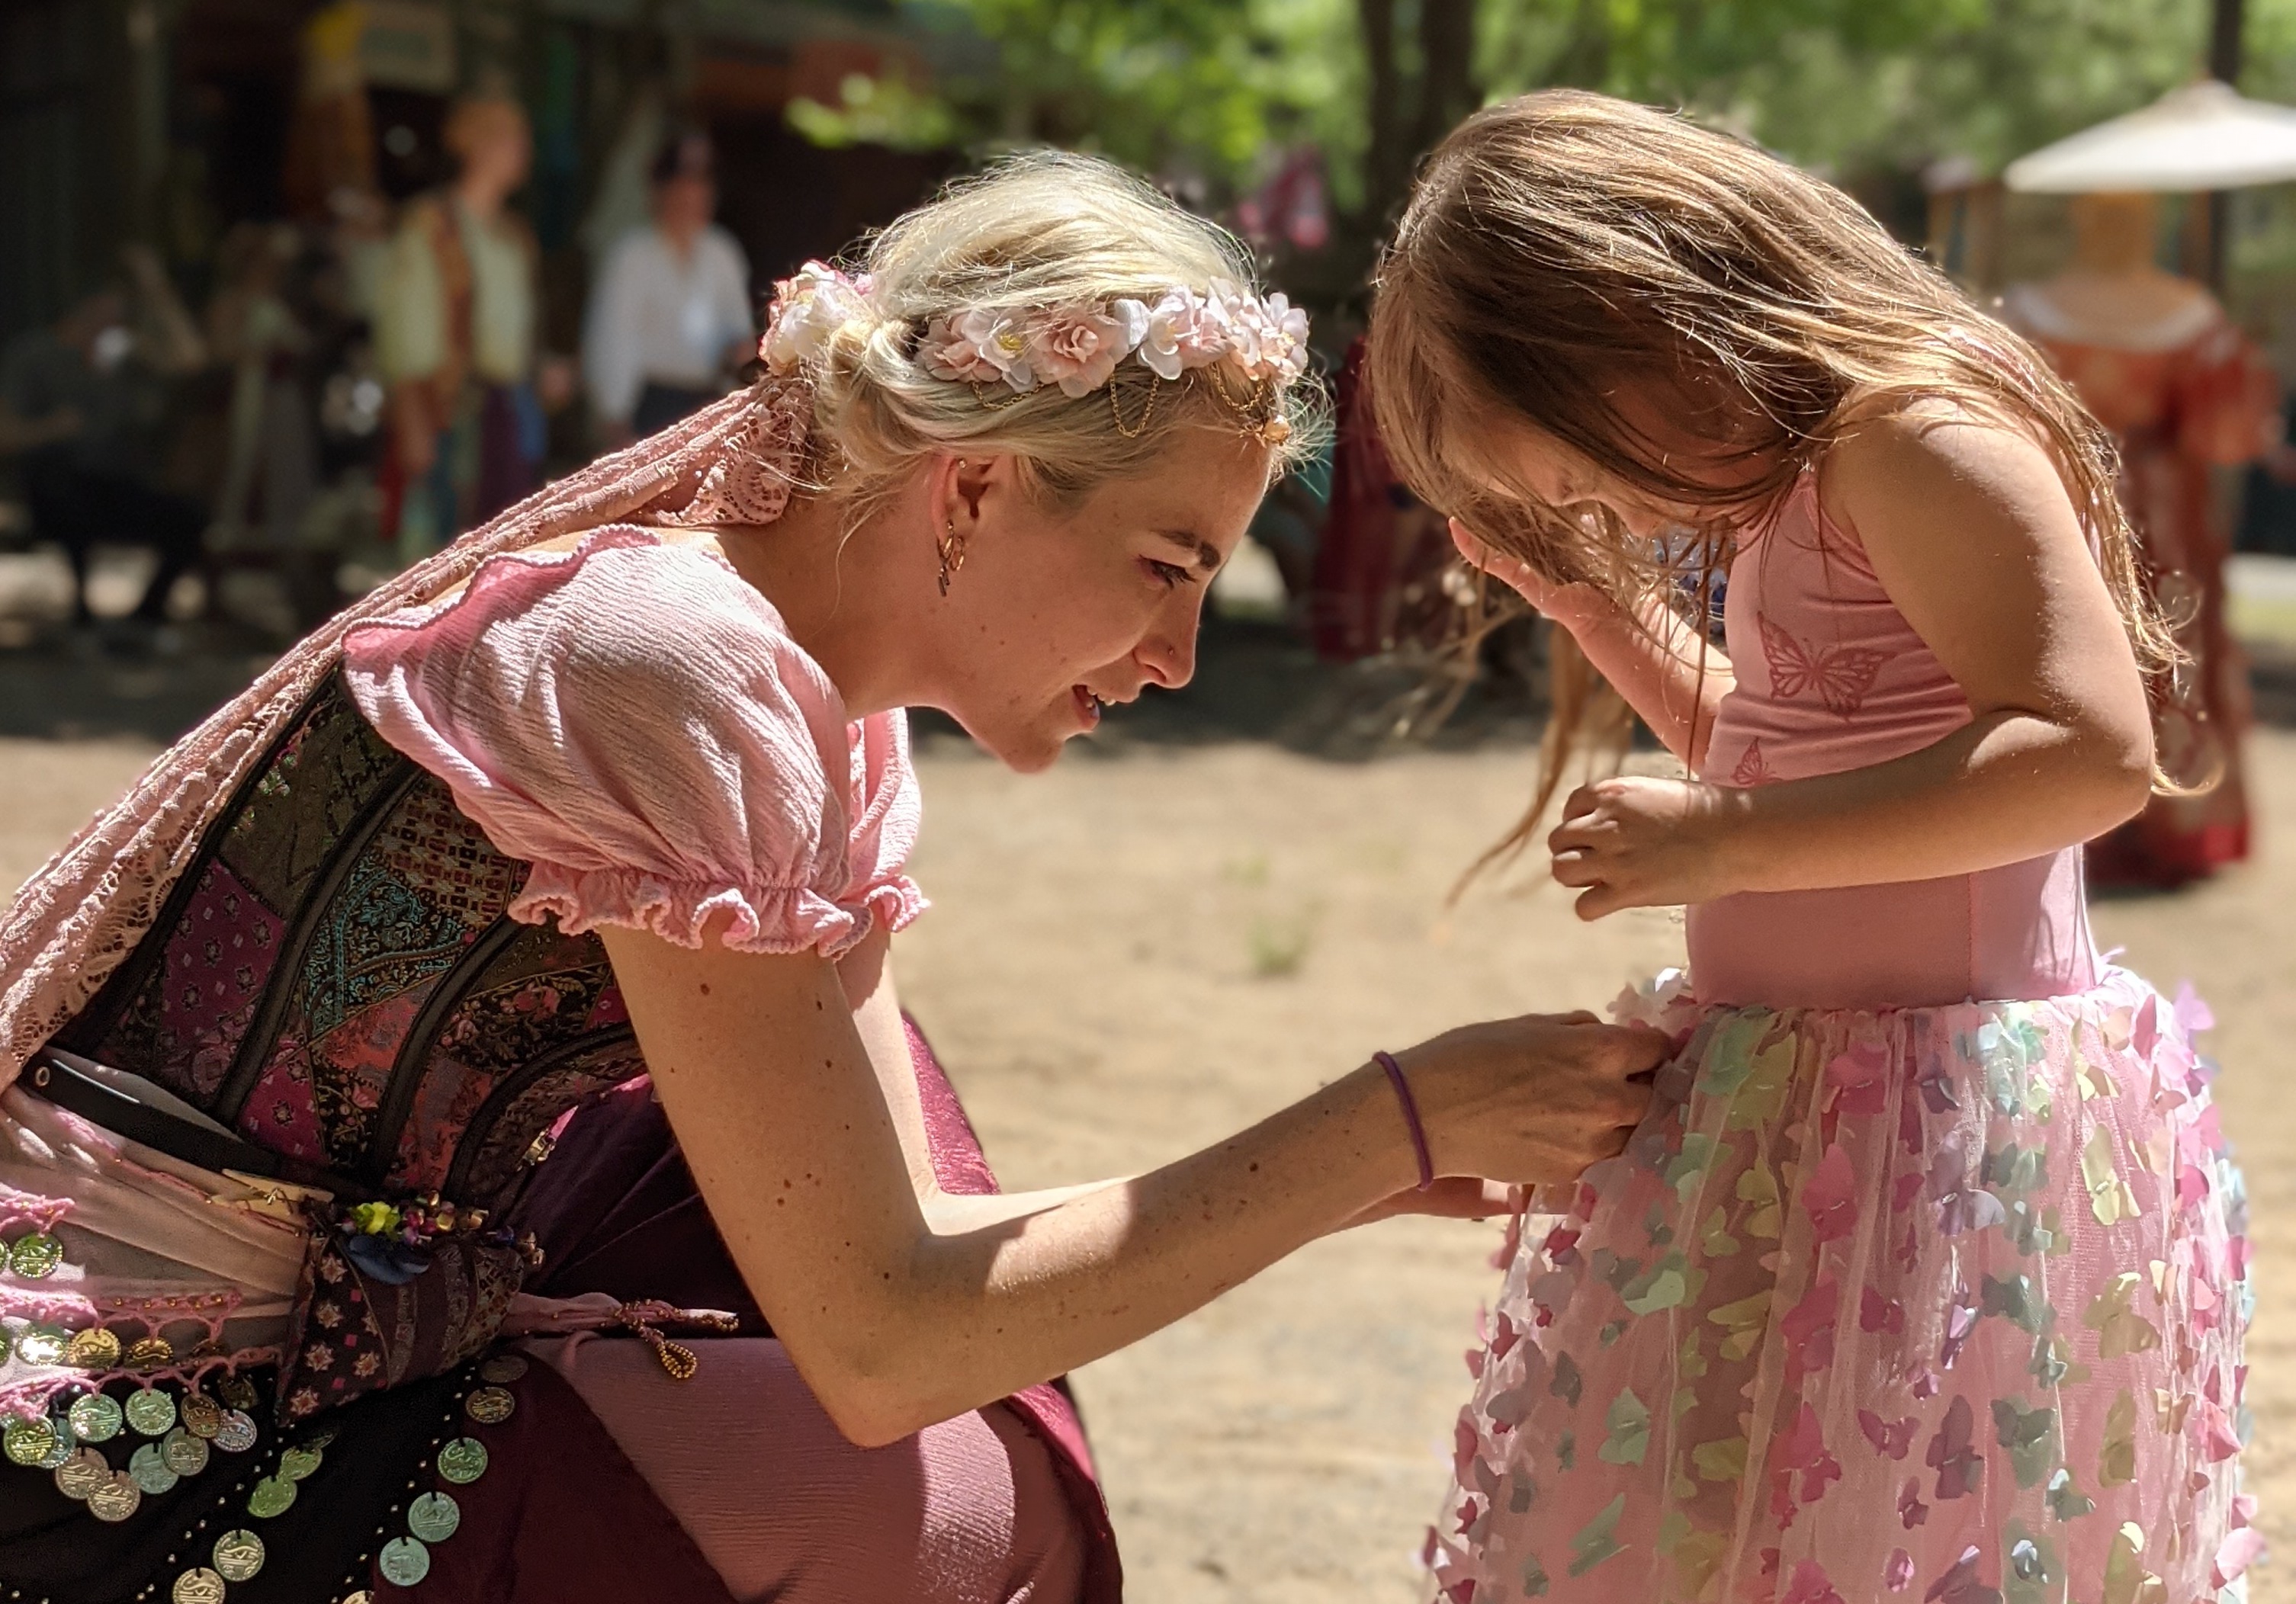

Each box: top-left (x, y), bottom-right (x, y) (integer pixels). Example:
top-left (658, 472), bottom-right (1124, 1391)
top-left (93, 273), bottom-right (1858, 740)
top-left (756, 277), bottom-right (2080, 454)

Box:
top-left (788, 151), bottom-right (1320, 521)
top-left (1368, 90), bottom-right (2181, 881)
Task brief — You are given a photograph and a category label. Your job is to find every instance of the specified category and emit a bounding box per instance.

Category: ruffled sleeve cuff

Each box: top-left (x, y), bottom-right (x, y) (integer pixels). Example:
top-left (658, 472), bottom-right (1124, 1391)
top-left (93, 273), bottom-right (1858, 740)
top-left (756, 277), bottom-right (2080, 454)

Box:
top-left (512, 863), bottom-right (924, 961)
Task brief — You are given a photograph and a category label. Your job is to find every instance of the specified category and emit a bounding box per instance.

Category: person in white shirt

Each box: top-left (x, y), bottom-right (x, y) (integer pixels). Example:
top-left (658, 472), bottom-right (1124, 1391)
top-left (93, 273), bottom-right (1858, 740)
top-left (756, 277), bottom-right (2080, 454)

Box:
top-left (583, 132), bottom-right (756, 446)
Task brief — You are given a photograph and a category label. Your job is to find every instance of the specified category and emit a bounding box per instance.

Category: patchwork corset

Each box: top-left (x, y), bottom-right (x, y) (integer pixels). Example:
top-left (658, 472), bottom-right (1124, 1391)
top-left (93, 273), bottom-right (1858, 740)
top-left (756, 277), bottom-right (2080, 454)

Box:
top-left (50, 672), bottom-right (644, 1214)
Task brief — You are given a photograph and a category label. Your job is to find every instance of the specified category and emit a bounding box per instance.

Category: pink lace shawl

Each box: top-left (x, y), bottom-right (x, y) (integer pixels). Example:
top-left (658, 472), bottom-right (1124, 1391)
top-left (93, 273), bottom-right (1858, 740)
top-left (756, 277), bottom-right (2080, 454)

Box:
top-left (0, 381), bottom-right (814, 1086)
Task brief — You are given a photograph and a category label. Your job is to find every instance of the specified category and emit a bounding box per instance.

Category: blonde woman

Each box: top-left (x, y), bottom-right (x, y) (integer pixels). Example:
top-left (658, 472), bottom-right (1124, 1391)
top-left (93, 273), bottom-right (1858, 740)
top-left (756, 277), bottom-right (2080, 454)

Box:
top-left (0, 155), bottom-right (1660, 1604)
top-left (1371, 91), bottom-right (2253, 1602)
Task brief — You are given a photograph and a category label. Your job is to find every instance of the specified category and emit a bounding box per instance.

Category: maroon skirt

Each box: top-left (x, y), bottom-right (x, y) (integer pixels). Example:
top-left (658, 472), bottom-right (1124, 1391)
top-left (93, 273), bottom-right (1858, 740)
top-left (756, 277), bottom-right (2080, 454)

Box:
top-left (421, 1017), bottom-right (1121, 1603)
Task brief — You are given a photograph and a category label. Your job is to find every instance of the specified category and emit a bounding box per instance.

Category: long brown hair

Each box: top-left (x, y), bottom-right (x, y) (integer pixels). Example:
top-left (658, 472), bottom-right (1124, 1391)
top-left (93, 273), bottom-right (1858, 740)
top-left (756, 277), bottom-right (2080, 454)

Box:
top-left (1368, 89), bottom-right (2180, 884)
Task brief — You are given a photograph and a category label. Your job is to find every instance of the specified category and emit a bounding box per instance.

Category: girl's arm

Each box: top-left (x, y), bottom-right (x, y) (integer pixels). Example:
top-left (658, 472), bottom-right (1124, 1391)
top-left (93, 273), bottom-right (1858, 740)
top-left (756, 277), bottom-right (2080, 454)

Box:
top-left (599, 921), bottom-right (1662, 1448)
top-left (1547, 411), bottom-right (2154, 918)
top-left (1450, 521), bottom-right (1732, 768)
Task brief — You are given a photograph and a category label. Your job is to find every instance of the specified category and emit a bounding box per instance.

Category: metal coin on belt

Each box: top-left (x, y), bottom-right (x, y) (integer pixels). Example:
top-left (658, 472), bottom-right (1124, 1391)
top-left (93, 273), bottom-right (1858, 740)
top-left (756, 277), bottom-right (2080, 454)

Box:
top-left (2, 1415), bottom-right (56, 1466)
top-left (217, 1373), bottom-right (259, 1413)
top-left (8, 1231), bottom-right (63, 1278)
top-left (343, 1593), bottom-right (374, 1604)
top-left (277, 1442), bottom-right (323, 1481)
top-left (171, 1567), bottom-right (226, 1604)
top-left (246, 1473), bottom-right (296, 1518)
top-left (125, 1389), bottom-right (177, 1437)
top-left (14, 1324), bottom-right (67, 1365)
top-left (126, 1336), bottom-right (174, 1369)
top-left (68, 1391), bottom-right (123, 1443)
top-left (34, 1420), bottom-right (74, 1469)
top-left (87, 1469), bottom-right (143, 1522)
top-left (407, 1489), bottom-right (461, 1542)
top-left (464, 1385), bottom-right (515, 1426)
top-left (377, 1535), bottom-right (431, 1587)
top-left (179, 1391), bottom-right (223, 1439)
top-left (54, 1445), bottom-right (111, 1500)
top-left (435, 1436), bottom-right (488, 1484)
top-left (212, 1409), bottom-right (259, 1454)
top-left (130, 1441), bottom-right (179, 1495)
top-left (478, 1352), bottom-right (529, 1384)
top-left (64, 1327), bottom-right (121, 1370)
top-left (212, 1528), bottom-right (265, 1583)
top-left (161, 1425), bottom-right (210, 1477)
top-left (0, 1323), bottom-right (9, 1364)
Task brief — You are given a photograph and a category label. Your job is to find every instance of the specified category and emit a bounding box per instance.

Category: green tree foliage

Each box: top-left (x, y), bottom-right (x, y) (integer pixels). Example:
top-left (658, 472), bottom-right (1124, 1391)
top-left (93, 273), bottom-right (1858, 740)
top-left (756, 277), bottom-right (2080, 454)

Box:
top-left (853, 0), bottom-right (2288, 236)
top-left (903, 0), bottom-right (1359, 191)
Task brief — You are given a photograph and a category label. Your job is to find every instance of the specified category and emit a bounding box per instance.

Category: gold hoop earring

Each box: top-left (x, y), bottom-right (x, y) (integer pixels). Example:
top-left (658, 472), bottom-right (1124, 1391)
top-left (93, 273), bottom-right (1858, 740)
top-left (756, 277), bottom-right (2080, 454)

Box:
top-left (936, 519), bottom-right (967, 597)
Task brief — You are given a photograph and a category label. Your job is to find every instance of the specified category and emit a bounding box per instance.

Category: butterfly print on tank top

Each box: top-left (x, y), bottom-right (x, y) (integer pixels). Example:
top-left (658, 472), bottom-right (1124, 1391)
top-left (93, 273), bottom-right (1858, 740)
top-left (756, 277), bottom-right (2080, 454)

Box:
top-left (1758, 614), bottom-right (1889, 717)
top-left (1731, 737), bottom-right (1779, 788)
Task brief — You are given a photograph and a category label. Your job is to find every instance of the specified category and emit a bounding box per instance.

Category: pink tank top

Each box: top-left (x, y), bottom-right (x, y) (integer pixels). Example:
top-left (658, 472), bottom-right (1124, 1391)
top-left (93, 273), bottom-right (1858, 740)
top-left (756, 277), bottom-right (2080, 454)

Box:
top-left (1687, 474), bottom-right (2099, 1009)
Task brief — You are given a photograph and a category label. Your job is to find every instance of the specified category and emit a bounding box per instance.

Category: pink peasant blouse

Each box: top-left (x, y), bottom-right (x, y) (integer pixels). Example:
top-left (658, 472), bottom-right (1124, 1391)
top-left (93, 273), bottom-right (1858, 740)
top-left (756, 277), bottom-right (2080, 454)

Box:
top-left (340, 525), bottom-right (926, 959)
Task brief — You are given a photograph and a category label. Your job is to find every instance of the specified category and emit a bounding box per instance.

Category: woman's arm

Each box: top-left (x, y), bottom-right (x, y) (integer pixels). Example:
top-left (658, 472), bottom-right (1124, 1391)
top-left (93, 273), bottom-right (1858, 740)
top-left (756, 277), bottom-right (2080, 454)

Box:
top-left (599, 919), bottom-right (1662, 1447)
top-left (1546, 412), bottom-right (2154, 918)
top-left (1450, 521), bottom-right (1732, 768)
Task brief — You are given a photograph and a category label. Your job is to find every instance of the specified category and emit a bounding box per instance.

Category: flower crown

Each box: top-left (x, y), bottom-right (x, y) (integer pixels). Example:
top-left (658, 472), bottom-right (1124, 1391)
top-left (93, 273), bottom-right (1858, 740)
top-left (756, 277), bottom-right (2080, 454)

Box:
top-left (758, 261), bottom-right (1309, 440)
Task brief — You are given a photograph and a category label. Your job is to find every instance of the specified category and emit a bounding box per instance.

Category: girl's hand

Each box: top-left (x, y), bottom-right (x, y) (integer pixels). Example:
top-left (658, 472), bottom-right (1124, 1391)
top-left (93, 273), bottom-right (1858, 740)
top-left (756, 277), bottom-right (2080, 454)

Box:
top-left (1450, 516), bottom-right (1606, 621)
top-left (1548, 775), bottom-right (1749, 919)
top-left (1450, 517), bottom-right (1556, 608)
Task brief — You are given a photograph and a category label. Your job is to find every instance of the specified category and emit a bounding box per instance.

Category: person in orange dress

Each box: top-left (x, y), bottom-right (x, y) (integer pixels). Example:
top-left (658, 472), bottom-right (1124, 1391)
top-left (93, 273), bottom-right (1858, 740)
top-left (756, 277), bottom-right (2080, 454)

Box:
top-left (2005, 191), bottom-right (2281, 885)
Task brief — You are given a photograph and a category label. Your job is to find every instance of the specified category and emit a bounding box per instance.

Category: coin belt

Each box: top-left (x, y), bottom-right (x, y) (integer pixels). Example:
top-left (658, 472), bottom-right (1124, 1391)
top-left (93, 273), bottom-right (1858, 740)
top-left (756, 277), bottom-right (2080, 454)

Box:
top-left (0, 1350), bottom-right (527, 1604)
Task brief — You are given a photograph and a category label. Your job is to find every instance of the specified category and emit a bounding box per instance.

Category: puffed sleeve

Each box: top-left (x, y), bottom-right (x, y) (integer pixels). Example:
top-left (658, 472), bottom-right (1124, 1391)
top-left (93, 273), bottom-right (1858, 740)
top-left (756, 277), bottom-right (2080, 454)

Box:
top-left (340, 527), bottom-right (924, 958)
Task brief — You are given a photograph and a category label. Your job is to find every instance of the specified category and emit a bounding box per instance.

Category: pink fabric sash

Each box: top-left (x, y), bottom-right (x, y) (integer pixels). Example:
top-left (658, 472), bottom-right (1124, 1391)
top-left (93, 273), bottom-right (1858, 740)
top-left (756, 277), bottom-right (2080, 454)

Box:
top-left (0, 380), bottom-right (811, 1083)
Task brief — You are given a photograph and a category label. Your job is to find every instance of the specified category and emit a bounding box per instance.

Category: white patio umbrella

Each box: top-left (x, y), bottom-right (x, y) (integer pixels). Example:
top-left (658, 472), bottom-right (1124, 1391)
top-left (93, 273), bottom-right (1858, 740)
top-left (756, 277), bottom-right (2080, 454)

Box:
top-left (2005, 79), bottom-right (2296, 193)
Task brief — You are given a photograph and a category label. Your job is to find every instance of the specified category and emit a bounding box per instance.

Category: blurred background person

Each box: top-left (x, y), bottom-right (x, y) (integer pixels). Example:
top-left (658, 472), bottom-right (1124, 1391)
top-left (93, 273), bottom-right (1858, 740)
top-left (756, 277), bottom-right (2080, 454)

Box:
top-left (2005, 191), bottom-right (2282, 887)
top-left (582, 130), bottom-right (755, 448)
top-left (373, 91), bottom-right (570, 564)
top-left (0, 249), bottom-right (208, 634)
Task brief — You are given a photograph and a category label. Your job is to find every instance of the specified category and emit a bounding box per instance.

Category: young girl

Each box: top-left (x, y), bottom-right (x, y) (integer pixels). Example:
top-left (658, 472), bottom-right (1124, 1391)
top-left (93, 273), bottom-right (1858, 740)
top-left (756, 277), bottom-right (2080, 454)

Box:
top-left (1371, 91), bottom-right (2256, 1602)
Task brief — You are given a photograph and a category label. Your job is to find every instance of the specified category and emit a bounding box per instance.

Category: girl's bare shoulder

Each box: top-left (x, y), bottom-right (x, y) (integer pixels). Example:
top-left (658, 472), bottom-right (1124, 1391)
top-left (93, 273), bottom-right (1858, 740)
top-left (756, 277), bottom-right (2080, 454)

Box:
top-left (1818, 397), bottom-right (2068, 537)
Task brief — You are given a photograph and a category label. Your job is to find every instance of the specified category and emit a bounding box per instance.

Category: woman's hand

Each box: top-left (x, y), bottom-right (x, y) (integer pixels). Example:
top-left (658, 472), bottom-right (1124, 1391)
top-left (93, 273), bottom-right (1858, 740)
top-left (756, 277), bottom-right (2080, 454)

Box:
top-left (1547, 775), bottom-right (1749, 919)
top-left (1396, 1009), bottom-right (1665, 1183)
top-left (1338, 1179), bottom-right (1523, 1233)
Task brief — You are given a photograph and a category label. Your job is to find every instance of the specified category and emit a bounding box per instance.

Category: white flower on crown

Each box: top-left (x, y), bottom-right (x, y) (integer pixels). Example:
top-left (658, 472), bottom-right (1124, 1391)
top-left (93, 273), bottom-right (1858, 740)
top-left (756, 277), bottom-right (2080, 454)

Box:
top-left (760, 261), bottom-right (872, 375)
top-left (1245, 292), bottom-right (1312, 383)
top-left (1136, 288), bottom-right (1219, 380)
top-left (920, 308), bottom-right (1039, 392)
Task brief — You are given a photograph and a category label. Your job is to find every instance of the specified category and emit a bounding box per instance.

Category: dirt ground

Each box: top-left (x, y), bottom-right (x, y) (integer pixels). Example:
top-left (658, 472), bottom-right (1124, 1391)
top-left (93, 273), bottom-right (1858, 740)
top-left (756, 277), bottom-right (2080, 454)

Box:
top-left (3, 621), bottom-right (2294, 1601)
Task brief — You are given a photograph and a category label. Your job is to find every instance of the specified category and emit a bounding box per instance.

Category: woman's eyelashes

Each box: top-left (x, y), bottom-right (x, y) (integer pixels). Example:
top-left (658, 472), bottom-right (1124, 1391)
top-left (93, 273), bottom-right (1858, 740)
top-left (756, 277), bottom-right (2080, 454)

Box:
top-left (1142, 557), bottom-right (1196, 589)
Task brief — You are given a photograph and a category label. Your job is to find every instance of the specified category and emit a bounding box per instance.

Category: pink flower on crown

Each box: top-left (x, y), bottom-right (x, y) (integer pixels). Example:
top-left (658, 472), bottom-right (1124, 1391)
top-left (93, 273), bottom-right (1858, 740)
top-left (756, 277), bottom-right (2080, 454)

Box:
top-left (1136, 288), bottom-right (1219, 380)
top-left (920, 309), bottom-right (1037, 392)
top-left (1027, 300), bottom-right (1149, 398)
top-left (760, 261), bottom-right (871, 374)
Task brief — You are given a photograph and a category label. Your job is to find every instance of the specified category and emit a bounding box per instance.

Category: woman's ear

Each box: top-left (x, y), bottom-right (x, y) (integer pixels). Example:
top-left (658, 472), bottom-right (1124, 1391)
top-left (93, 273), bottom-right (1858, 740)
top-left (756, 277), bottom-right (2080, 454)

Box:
top-left (939, 454), bottom-right (1003, 532)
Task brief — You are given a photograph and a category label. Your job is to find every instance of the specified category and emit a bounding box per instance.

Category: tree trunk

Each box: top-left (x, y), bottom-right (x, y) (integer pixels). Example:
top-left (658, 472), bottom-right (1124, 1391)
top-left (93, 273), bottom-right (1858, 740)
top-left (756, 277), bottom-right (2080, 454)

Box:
top-left (1411, 0), bottom-right (1480, 159)
top-left (2211, 0), bottom-right (2245, 82)
top-left (1359, 0), bottom-right (1405, 226)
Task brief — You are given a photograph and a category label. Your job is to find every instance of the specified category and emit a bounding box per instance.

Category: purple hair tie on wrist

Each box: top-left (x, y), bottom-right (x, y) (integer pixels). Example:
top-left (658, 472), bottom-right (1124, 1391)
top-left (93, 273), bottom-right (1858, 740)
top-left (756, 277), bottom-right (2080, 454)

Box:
top-left (1373, 1051), bottom-right (1436, 1192)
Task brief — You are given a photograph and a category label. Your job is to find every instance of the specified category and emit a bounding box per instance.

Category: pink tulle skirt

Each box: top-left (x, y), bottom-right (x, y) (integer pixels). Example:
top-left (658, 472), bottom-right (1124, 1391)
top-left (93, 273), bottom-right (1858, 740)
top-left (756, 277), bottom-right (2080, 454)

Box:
top-left (1426, 967), bottom-right (2256, 1604)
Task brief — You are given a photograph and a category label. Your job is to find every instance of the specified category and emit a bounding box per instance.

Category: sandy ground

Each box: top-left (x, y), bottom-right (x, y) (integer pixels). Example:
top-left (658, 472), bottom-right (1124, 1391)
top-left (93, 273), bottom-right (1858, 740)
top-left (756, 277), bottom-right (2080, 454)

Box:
top-left (6, 707), bottom-right (2293, 1601)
